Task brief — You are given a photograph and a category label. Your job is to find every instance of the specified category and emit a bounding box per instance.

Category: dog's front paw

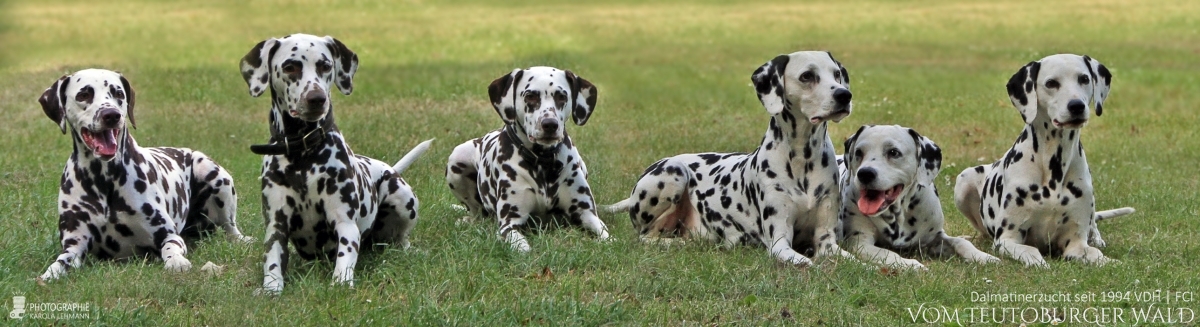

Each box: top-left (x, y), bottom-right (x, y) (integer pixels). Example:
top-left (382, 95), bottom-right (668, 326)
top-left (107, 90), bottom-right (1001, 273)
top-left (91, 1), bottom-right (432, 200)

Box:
top-left (1021, 256), bottom-right (1049, 268)
top-left (232, 235), bottom-right (257, 244)
top-left (1089, 235), bottom-right (1107, 248)
top-left (254, 287), bottom-right (282, 296)
top-left (896, 258), bottom-right (927, 271)
top-left (780, 253), bottom-right (814, 267)
top-left (164, 256), bottom-right (193, 272)
top-left (971, 253), bottom-right (1002, 265)
top-left (505, 231), bottom-right (532, 253)
top-left (332, 277), bottom-right (355, 288)
top-left (40, 263), bottom-right (68, 281)
top-left (595, 229), bottom-right (611, 242)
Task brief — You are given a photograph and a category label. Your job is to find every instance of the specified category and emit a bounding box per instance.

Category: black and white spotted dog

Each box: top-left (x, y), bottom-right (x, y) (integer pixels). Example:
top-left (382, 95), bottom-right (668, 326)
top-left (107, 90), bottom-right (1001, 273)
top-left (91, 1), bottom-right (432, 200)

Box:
top-left (240, 34), bottom-right (432, 293)
top-left (37, 69), bottom-right (250, 281)
top-left (608, 51), bottom-right (856, 266)
top-left (837, 125), bottom-right (998, 270)
top-left (954, 54), bottom-right (1134, 267)
top-left (446, 67), bottom-right (609, 252)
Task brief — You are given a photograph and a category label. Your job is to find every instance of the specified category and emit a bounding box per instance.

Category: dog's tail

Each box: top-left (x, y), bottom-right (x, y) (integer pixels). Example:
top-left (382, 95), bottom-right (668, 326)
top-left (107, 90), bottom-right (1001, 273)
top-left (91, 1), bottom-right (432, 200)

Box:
top-left (392, 139), bottom-right (434, 175)
top-left (1095, 207), bottom-right (1135, 221)
top-left (603, 197), bottom-right (636, 214)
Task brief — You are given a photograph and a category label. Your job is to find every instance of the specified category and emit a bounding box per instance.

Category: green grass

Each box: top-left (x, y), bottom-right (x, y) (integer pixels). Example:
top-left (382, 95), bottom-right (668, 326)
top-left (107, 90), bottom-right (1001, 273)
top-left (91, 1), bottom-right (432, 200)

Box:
top-left (1, 0), bottom-right (1198, 325)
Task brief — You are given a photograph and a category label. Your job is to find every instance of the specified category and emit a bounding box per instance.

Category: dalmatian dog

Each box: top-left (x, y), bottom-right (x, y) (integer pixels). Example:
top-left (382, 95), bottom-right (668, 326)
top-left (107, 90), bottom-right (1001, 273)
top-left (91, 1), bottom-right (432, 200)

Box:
top-left (37, 69), bottom-right (251, 281)
top-left (446, 67), bottom-right (608, 252)
top-left (837, 125), bottom-right (999, 270)
top-left (607, 51), bottom-right (856, 266)
top-left (240, 34), bottom-right (433, 293)
top-left (954, 54), bottom-right (1135, 267)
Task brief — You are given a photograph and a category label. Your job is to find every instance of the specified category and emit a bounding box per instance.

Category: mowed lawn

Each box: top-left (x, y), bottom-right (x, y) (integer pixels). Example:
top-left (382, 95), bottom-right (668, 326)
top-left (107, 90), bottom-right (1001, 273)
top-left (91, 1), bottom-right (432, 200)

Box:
top-left (1, 0), bottom-right (1198, 325)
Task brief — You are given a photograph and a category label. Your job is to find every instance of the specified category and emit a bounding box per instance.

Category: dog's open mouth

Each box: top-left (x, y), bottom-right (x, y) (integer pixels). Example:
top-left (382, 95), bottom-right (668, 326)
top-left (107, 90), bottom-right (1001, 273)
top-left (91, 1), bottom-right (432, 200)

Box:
top-left (857, 184), bottom-right (904, 216)
top-left (81, 127), bottom-right (119, 159)
top-left (1052, 118), bottom-right (1087, 128)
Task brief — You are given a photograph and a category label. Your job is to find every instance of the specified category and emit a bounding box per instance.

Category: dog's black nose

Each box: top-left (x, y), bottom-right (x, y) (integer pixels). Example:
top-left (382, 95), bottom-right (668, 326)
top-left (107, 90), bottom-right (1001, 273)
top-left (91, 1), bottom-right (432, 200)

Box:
top-left (100, 109), bottom-right (121, 127)
top-left (306, 91), bottom-right (327, 108)
top-left (1067, 99), bottom-right (1085, 115)
top-left (833, 88), bottom-right (852, 105)
top-left (857, 167), bottom-right (876, 184)
top-left (540, 118), bottom-right (559, 133)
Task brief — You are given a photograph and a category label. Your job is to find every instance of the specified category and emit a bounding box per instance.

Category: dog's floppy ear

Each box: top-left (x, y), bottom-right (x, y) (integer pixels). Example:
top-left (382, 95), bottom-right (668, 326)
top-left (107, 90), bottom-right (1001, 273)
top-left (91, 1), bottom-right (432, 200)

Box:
top-left (826, 51), bottom-right (850, 88)
top-left (564, 70), bottom-right (598, 126)
top-left (488, 69), bottom-right (523, 123)
top-left (325, 36), bottom-right (359, 95)
top-left (1082, 55), bottom-right (1112, 116)
top-left (240, 38), bottom-right (280, 97)
top-left (118, 73), bottom-right (137, 129)
top-left (1006, 60), bottom-right (1041, 124)
top-left (39, 75), bottom-right (70, 134)
top-left (842, 125), bottom-right (867, 171)
top-left (908, 128), bottom-right (941, 185)
top-left (751, 54), bottom-right (790, 115)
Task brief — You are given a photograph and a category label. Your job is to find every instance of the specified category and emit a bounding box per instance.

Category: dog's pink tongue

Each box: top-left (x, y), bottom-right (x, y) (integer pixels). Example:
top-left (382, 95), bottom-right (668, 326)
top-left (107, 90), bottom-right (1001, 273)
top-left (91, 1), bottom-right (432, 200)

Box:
top-left (858, 196), bottom-right (885, 216)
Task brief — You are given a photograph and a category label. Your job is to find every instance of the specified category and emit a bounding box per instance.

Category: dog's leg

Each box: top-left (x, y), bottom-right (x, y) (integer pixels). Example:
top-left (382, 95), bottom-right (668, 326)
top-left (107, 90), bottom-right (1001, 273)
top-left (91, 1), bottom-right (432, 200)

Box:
top-left (993, 234), bottom-right (1048, 268)
top-left (1062, 211), bottom-right (1111, 265)
top-left (938, 233), bottom-right (1000, 264)
top-left (813, 196), bottom-right (856, 261)
top-left (1087, 216), bottom-right (1107, 248)
top-left (759, 195), bottom-right (814, 266)
top-left (260, 177), bottom-right (292, 294)
top-left (331, 216), bottom-right (362, 286)
top-left (576, 210), bottom-right (610, 241)
top-left (191, 154), bottom-right (253, 243)
top-left (853, 242), bottom-right (926, 270)
top-left (954, 166), bottom-right (989, 235)
top-left (446, 142), bottom-right (484, 222)
top-left (559, 175), bottom-right (609, 240)
top-left (158, 225), bottom-right (192, 273)
top-left (494, 192), bottom-right (539, 252)
top-left (40, 206), bottom-right (97, 281)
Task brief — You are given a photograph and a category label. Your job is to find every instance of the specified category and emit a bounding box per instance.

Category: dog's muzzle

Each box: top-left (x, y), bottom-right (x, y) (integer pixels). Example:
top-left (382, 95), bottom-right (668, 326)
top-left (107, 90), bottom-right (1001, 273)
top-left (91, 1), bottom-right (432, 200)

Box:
top-left (855, 167), bottom-right (903, 216)
top-left (81, 108), bottom-right (122, 160)
top-left (1053, 99), bottom-right (1089, 128)
top-left (292, 90), bottom-right (329, 121)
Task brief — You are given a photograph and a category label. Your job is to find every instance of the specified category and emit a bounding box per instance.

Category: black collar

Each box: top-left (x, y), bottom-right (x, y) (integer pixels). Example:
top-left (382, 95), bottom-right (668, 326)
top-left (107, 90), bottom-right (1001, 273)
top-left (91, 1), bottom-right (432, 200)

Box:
top-left (505, 124), bottom-right (560, 162)
top-left (250, 117), bottom-right (333, 156)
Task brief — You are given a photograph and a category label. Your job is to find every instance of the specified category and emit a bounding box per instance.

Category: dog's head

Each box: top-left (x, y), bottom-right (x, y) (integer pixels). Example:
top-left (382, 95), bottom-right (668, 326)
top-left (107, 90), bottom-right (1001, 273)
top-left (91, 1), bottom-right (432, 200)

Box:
top-left (1007, 54), bottom-right (1112, 128)
top-left (240, 33), bottom-right (358, 122)
top-left (842, 125), bottom-right (941, 216)
top-left (39, 69), bottom-right (136, 161)
top-left (487, 67), bottom-right (597, 147)
top-left (751, 51), bottom-right (852, 124)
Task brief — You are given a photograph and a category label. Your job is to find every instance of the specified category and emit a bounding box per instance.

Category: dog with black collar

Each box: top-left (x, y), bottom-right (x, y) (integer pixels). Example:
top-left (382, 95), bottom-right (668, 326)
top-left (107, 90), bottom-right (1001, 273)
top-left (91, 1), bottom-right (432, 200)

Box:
top-left (240, 33), bottom-right (432, 293)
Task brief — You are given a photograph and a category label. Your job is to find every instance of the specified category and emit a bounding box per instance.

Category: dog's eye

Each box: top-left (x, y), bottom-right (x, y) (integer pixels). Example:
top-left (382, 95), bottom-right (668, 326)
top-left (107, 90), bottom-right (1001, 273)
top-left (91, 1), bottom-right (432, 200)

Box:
top-left (799, 71), bottom-right (816, 83)
top-left (1045, 79), bottom-right (1060, 89)
top-left (317, 61), bottom-right (332, 74)
top-left (524, 92), bottom-right (540, 105)
top-left (75, 86), bottom-right (93, 102)
top-left (833, 71), bottom-right (842, 81)
top-left (112, 89), bottom-right (124, 100)
top-left (553, 92), bottom-right (567, 107)
top-left (1078, 75), bottom-right (1090, 85)
top-left (282, 63), bottom-right (299, 74)
top-left (854, 149), bottom-right (863, 160)
top-left (887, 149), bottom-right (902, 158)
